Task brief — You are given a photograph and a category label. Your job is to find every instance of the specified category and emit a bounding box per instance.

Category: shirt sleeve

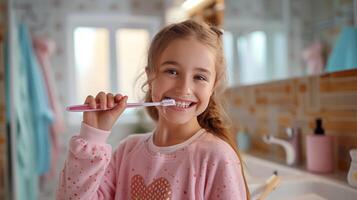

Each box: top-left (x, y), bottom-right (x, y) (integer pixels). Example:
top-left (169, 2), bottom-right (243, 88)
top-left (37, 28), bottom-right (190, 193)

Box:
top-left (204, 145), bottom-right (248, 200)
top-left (56, 122), bottom-right (118, 200)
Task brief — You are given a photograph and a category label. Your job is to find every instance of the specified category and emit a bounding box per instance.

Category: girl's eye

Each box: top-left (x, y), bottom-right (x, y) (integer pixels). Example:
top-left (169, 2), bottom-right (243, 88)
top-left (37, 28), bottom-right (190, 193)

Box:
top-left (164, 69), bottom-right (178, 75)
top-left (195, 75), bottom-right (208, 81)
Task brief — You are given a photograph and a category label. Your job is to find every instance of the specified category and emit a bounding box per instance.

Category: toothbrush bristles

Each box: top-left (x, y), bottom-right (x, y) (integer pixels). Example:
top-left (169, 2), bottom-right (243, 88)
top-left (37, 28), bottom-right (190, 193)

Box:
top-left (162, 99), bottom-right (176, 106)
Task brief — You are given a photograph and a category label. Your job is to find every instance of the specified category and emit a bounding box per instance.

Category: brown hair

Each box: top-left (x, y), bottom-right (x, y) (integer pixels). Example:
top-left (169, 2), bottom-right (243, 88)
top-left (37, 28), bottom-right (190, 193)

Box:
top-left (141, 20), bottom-right (250, 199)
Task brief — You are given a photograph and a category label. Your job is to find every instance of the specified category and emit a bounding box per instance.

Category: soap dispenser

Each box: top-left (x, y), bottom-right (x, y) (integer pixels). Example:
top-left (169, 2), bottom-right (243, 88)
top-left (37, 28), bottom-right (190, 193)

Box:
top-left (306, 118), bottom-right (334, 173)
top-left (347, 149), bottom-right (357, 188)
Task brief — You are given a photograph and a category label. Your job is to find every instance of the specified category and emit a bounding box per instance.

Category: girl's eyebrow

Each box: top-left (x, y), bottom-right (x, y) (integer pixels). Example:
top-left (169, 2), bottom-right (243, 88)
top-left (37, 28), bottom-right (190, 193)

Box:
top-left (194, 67), bottom-right (212, 76)
top-left (161, 60), bottom-right (212, 75)
top-left (160, 60), bottom-right (180, 66)
top-left (161, 60), bottom-right (211, 74)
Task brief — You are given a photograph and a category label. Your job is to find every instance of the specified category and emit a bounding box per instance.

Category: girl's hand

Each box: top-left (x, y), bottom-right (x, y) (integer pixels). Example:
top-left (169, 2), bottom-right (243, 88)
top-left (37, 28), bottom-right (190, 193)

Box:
top-left (83, 92), bottom-right (128, 131)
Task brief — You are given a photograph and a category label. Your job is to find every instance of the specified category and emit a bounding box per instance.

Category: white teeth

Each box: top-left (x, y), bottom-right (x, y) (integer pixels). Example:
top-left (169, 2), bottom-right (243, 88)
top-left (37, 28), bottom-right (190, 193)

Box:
top-left (175, 101), bottom-right (190, 108)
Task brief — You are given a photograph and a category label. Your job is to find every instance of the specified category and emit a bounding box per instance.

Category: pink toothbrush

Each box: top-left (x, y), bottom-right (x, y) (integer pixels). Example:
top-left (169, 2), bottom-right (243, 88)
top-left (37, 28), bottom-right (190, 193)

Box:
top-left (66, 99), bottom-right (176, 112)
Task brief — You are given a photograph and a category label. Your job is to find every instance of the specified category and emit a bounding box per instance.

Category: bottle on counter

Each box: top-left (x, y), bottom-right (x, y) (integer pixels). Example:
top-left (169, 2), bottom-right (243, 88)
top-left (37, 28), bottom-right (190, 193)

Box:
top-left (306, 118), bottom-right (334, 173)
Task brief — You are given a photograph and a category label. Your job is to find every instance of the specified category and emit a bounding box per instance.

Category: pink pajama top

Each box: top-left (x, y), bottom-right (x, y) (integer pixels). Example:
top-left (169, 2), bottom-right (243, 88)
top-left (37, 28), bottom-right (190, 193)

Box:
top-left (56, 123), bottom-right (247, 200)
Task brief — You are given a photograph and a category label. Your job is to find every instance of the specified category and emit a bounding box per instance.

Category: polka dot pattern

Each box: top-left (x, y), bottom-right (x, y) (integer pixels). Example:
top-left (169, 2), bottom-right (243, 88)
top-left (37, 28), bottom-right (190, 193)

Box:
top-left (57, 127), bottom-right (248, 199)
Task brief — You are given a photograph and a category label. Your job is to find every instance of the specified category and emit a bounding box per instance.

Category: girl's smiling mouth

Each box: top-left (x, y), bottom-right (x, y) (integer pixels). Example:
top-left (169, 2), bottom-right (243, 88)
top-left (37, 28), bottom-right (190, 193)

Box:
top-left (163, 97), bottom-right (197, 110)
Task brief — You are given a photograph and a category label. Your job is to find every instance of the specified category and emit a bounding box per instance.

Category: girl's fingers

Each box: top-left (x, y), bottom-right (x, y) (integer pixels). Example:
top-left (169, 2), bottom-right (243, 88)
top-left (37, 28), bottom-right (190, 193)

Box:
top-left (96, 92), bottom-right (107, 109)
top-left (107, 93), bottom-right (114, 108)
top-left (87, 92), bottom-right (126, 111)
top-left (84, 95), bottom-right (96, 109)
top-left (112, 95), bottom-right (128, 116)
top-left (114, 94), bottom-right (123, 103)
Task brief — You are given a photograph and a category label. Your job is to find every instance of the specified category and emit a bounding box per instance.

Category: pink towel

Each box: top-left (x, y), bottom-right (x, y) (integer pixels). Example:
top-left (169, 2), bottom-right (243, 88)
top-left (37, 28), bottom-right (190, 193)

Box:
top-left (302, 41), bottom-right (327, 75)
top-left (33, 37), bottom-right (65, 181)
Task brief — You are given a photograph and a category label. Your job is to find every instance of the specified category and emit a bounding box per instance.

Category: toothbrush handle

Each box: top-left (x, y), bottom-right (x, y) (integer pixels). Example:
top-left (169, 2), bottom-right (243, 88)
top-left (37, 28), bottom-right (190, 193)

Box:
top-left (126, 103), bottom-right (155, 108)
top-left (66, 102), bottom-right (160, 112)
top-left (66, 104), bottom-right (106, 112)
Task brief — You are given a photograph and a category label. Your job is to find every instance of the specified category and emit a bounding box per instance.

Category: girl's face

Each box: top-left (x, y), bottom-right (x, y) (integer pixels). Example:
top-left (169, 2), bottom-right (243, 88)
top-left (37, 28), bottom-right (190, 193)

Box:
top-left (149, 37), bottom-right (216, 125)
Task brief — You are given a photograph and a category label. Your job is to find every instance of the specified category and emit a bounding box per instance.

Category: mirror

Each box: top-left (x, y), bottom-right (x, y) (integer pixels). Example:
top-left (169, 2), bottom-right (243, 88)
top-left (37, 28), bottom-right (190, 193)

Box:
top-left (223, 0), bottom-right (356, 86)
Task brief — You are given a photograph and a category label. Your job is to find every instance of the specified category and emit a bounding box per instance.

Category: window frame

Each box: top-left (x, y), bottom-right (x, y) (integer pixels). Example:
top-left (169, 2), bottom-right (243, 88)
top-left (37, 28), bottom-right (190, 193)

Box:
top-left (66, 13), bottom-right (159, 125)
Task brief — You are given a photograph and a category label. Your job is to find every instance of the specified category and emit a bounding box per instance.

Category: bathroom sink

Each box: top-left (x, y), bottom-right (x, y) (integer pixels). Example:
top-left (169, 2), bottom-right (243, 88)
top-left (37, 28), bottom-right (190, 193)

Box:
top-left (266, 178), bottom-right (357, 200)
top-left (243, 154), bottom-right (303, 184)
top-left (243, 154), bottom-right (357, 200)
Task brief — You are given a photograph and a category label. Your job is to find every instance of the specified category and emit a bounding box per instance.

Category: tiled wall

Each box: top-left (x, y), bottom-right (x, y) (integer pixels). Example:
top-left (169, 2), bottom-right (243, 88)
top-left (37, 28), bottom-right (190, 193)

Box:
top-left (226, 69), bottom-right (357, 173)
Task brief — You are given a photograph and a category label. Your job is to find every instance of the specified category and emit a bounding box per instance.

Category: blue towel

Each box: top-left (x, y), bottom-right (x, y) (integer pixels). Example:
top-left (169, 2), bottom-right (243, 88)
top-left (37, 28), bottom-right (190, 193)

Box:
top-left (5, 23), bottom-right (54, 200)
top-left (326, 27), bottom-right (357, 72)
top-left (18, 23), bottom-right (54, 174)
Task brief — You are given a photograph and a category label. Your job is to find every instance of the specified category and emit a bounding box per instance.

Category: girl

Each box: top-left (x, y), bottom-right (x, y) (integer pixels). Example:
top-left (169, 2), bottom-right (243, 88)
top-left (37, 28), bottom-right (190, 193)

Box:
top-left (57, 20), bottom-right (249, 200)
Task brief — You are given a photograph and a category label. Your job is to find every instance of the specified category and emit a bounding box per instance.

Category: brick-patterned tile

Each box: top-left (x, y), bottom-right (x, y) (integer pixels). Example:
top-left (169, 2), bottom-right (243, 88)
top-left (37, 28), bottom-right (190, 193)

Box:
top-left (226, 69), bottom-right (357, 174)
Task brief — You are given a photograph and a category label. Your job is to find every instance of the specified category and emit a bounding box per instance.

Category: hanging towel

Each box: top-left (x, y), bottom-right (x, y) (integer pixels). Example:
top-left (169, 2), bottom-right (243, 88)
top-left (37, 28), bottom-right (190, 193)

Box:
top-left (18, 23), bottom-right (54, 175)
top-left (5, 22), bottom-right (38, 200)
top-left (33, 37), bottom-right (65, 180)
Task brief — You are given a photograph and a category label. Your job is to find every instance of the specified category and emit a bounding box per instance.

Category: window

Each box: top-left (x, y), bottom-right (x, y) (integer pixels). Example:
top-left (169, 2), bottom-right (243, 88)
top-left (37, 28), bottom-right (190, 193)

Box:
top-left (237, 31), bottom-right (267, 85)
top-left (116, 29), bottom-right (150, 102)
top-left (223, 31), bottom-right (236, 86)
top-left (223, 19), bottom-right (287, 86)
top-left (67, 14), bottom-right (159, 123)
top-left (74, 28), bottom-right (110, 102)
top-left (223, 30), bottom-right (269, 85)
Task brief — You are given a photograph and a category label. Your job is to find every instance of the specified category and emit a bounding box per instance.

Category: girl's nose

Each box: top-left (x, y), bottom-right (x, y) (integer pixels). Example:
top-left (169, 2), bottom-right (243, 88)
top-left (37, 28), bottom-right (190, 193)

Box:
top-left (176, 77), bottom-right (192, 95)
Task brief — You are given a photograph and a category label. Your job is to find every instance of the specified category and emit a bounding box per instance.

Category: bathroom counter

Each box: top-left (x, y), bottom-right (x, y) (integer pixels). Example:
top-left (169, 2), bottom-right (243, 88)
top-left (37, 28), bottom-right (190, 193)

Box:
top-left (244, 150), bottom-right (348, 183)
top-left (243, 151), bottom-right (357, 200)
